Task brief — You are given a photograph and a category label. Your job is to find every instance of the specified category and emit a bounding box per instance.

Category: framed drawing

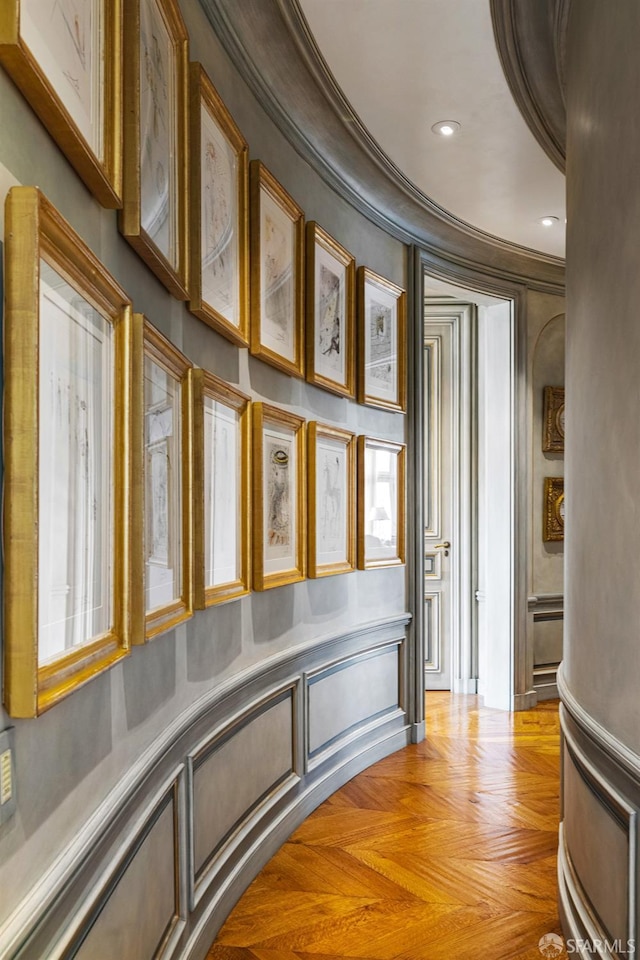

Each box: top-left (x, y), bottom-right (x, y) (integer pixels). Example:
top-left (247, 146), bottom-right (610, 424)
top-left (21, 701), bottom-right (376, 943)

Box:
top-left (0, 0), bottom-right (122, 207)
top-left (306, 222), bottom-right (355, 398)
top-left (193, 371), bottom-right (251, 606)
top-left (3, 186), bottom-right (139, 717)
top-left (250, 161), bottom-right (305, 377)
top-left (543, 477), bottom-right (565, 542)
top-left (308, 423), bottom-right (356, 578)
top-left (357, 267), bottom-right (406, 412)
top-left (543, 386), bottom-right (565, 452)
top-left (120, 0), bottom-right (189, 299)
top-left (141, 320), bottom-right (193, 640)
top-left (252, 403), bottom-right (306, 590)
top-left (189, 63), bottom-right (249, 347)
top-left (357, 436), bottom-right (406, 569)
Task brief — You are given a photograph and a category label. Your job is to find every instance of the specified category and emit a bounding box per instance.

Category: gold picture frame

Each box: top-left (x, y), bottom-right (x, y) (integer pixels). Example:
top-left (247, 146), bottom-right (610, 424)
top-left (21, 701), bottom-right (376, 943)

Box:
top-left (3, 186), bottom-right (139, 717)
top-left (140, 320), bottom-right (194, 641)
top-left (542, 386), bottom-right (565, 452)
top-left (120, 0), bottom-right (189, 299)
top-left (193, 371), bottom-right (251, 607)
top-left (0, 0), bottom-right (123, 207)
top-left (252, 403), bottom-right (306, 590)
top-left (543, 477), bottom-right (565, 542)
top-left (306, 221), bottom-right (355, 398)
top-left (357, 267), bottom-right (406, 412)
top-left (357, 436), bottom-right (406, 569)
top-left (250, 161), bottom-right (305, 377)
top-left (188, 63), bottom-right (250, 347)
top-left (308, 423), bottom-right (356, 578)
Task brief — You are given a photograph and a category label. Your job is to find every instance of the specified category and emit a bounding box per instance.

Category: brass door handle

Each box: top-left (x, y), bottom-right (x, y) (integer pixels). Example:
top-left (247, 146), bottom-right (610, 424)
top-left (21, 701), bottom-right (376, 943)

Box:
top-left (434, 541), bottom-right (450, 556)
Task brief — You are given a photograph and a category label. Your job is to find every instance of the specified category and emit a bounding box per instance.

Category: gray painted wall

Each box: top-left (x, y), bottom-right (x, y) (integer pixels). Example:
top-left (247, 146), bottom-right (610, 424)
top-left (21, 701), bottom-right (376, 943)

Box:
top-left (0, 0), bottom-right (408, 934)
top-left (559, 0), bottom-right (640, 949)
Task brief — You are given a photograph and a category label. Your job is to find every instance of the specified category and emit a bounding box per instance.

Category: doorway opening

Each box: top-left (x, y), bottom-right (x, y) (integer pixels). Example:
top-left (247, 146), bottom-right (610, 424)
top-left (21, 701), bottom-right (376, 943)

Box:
top-left (422, 274), bottom-right (515, 711)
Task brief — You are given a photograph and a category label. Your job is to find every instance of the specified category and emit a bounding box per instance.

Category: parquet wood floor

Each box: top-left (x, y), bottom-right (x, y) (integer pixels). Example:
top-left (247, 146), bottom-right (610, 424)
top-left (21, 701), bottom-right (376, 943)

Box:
top-left (207, 693), bottom-right (564, 960)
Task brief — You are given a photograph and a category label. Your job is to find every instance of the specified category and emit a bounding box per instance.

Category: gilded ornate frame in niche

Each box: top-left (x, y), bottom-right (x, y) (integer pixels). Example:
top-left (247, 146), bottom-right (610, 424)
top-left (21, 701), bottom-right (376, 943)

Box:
top-left (3, 186), bottom-right (139, 717)
top-left (188, 63), bottom-right (250, 346)
top-left (120, 0), bottom-right (190, 299)
top-left (307, 422), bottom-right (356, 578)
top-left (543, 477), bottom-right (565, 542)
top-left (140, 319), bottom-right (194, 641)
top-left (252, 403), bottom-right (307, 590)
top-left (0, 0), bottom-right (123, 207)
top-left (192, 370), bottom-right (251, 607)
top-left (542, 386), bottom-right (565, 452)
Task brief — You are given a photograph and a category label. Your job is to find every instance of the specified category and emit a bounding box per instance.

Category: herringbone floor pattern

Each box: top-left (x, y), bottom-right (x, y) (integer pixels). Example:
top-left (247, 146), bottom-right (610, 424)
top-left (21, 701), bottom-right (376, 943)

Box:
top-left (207, 693), bottom-right (564, 960)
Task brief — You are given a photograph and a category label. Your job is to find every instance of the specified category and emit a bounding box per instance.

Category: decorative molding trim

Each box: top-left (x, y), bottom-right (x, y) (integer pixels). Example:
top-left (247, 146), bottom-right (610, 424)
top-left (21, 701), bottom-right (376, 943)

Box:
top-left (557, 664), bottom-right (640, 783)
top-left (198, 0), bottom-right (565, 294)
top-left (0, 615), bottom-right (411, 960)
top-left (560, 720), bottom-right (637, 952)
top-left (490, 0), bottom-right (566, 172)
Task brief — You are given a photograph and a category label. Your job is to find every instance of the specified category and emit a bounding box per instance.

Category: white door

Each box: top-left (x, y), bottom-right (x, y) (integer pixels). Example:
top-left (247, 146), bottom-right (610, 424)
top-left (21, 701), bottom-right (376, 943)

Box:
top-left (424, 303), bottom-right (475, 693)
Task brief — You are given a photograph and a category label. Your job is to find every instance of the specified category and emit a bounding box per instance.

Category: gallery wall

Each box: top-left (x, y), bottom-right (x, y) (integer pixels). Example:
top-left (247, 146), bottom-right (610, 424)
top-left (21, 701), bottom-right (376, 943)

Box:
top-left (0, 0), bottom-right (411, 955)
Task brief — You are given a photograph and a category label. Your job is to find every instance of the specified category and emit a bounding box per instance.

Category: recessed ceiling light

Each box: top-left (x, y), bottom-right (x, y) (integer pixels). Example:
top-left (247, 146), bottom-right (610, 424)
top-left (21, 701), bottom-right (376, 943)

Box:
top-left (540, 216), bottom-right (559, 227)
top-left (431, 120), bottom-right (461, 137)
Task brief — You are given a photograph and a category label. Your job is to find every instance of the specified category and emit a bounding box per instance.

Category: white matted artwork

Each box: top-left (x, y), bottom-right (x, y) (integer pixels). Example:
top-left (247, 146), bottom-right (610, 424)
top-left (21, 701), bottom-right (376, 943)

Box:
top-left (189, 64), bottom-right (249, 346)
top-left (144, 355), bottom-right (181, 611)
top-left (204, 399), bottom-right (240, 587)
top-left (358, 436), bottom-right (406, 569)
top-left (250, 161), bottom-right (305, 377)
top-left (38, 260), bottom-right (114, 665)
top-left (141, 320), bottom-right (193, 640)
top-left (139, 0), bottom-right (175, 265)
top-left (193, 371), bottom-right (250, 607)
top-left (0, 0), bottom-right (122, 206)
top-left (306, 222), bottom-right (355, 397)
top-left (252, 403), bottom-right (306, 590)
top-left (308, 422), bottom-right (356, 577)
top-left (358, 267), bottom-right (406, 412)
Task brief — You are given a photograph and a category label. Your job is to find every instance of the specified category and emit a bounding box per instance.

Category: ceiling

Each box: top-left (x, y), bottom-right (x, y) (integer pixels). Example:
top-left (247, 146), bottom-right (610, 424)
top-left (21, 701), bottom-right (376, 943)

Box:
top-left (297, 0), bottom-right (566, 259)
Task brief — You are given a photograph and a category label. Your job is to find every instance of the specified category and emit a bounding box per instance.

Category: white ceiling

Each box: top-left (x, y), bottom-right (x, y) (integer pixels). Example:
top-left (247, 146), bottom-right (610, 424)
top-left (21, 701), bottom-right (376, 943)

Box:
top-left (298, 0), bottom-right (566, 258)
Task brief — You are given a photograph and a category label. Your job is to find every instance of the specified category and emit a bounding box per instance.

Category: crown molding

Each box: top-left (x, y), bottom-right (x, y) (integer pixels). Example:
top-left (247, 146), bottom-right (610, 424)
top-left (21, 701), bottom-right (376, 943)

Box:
top-left (198, 0), bottom-right (565, 295)
top-left (491, 0), bottom-right (568, 173)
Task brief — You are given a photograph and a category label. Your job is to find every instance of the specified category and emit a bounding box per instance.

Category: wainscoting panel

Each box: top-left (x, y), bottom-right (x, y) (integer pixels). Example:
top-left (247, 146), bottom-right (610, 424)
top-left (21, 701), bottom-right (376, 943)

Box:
top-left (188, 683), bottom-right (299, 907)
top-left (0, 615), bottom-right (411, 960)
top-left (558, 670), bottom-right (639, 955)
top-left (306, 641), bottom-right (403, 769)
top-left (71, 772), bottom-right (185, 960)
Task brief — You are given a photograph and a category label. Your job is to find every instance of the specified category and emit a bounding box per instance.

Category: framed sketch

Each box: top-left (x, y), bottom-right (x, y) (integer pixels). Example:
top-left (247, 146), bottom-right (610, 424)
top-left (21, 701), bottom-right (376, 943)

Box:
top-left (357, 267), bottom-right (406, 412)
top-left (193, 371), bottom-right (251, 606)
top-left (249, 161), bottom-right (305, 377)
top-left (120, 0), bottom-right (189, 299)
top-left (357, 436), bottom-right (406, 569)
top-left (543, 477), bottom-right (565, 542)
top-left (0, 0), bottom-right (122, 207)
top-left (252, 403), bottom-right (306, 590)
top-left (141, 320), bottom-right (193, 640)
top-left (3, 186), bottom-right (139, 717)
top-left (306, 222), bottom-right (355, 398)
top-left (188, 63), bottom-right (249, 347)
top-left (543, 386), bottom-right (565, 452)
top-left (308, 423), bottom-right (356, 578)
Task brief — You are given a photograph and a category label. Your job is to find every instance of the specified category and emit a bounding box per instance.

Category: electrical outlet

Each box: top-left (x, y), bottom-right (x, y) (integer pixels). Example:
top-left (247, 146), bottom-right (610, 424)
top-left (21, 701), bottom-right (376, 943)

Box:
top-left (0, 728), bottom-right (16, 824)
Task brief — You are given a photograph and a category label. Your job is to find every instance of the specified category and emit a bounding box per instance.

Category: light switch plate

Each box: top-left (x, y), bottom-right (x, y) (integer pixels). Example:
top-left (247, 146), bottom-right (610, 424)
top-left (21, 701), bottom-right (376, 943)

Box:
top-left (0, 728), bottom-right (16, 825)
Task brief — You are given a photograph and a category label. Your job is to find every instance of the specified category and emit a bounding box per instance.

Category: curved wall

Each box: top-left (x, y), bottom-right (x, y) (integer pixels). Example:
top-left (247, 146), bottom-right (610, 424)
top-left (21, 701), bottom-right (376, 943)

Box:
top-left (560, 0), bottom-right (640, 950)
top-left (0, 0), bottom-right (412, 956)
